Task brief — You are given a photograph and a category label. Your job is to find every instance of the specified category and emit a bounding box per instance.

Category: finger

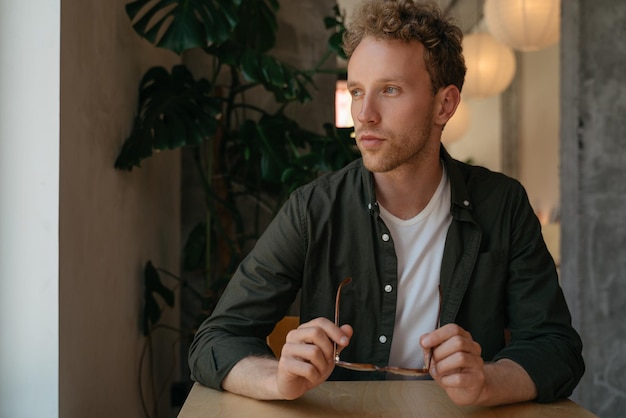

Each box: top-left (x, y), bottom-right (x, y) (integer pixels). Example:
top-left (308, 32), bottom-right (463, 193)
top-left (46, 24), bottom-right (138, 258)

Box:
top-left (420, 323), bottom-right (470, 349)
top-left (280, 341), bottom-right (334, 376)
top-left (439, 373), bottom-right (486, 406)
top-left (434, 349), bottom-right (484, 376)
top-left (293, 318), bottom-right (352, 347)
top-left (433, 334), bottom-right (482, 362)
top-left (338, 324), bottom-right (354, 347)
top-left (423, 326), bottom-right (482, 379)
top-left (284, 320), bottom-right (352, 362)
top-left (276, 357), bottom-right (325, 400)
top-left (278, 355), bottom-right (323, 381)
top-left (284, 327), bottom-right (334, 363)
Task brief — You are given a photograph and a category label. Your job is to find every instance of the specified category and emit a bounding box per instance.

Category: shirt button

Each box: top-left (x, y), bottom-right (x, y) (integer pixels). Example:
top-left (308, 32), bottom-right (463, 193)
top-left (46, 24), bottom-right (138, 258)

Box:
top-left (463, 200), bottom-right (470, 207)
top-left (384, 284), bottom-right (393, 293)
top-left (382, 233), bottom-right (390, 242)
top-left (379, 335), bottom-right (387, 344)
top-left (368, 203), bottom-right (372, 210)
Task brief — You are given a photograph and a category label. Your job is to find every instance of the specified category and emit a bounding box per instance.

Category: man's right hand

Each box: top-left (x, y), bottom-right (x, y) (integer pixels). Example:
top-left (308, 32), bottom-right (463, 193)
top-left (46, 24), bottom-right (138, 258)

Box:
top-left (276, 318), bottom-right (353, 399)
top-left (221, 317), bottom-right (353, 400)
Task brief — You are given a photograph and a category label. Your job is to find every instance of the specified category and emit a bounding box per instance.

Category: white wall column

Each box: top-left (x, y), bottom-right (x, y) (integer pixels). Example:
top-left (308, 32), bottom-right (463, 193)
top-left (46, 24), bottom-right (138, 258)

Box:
top-left (0, 1), bottom-right (60, 417)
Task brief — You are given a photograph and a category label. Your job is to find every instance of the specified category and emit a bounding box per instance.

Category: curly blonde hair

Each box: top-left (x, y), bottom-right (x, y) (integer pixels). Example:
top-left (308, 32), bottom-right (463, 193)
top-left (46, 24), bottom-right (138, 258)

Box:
top-left (342, 0), bottom-right (466, 94)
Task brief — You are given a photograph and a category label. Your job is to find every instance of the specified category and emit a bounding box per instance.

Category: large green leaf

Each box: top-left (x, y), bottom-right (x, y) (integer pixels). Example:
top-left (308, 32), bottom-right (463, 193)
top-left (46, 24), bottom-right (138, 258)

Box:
top-left (239, 50), bottom-right (314, 103)
top-left (142, 261), bottom-right (175, 335)
top-left (231, 0), bottom-right (279, 52)
top-left (325, 5), bottom-right (348, 60)
top-left (115, 65), bottom-right (222, 170)
top-left (183, 222), bottom-right (206, 272)
top-left (254, 115), bottom-right (315, 188)
top-left (203, 43), bottom-right (313, 104)
top-left (237, 118), bottom-right (284, 185)
top-left (233, 113), bottom-right (358, 194)
top-left (126, 0), bottom-right (242, 54)
top-left (320, 124), bottom-right (360, 170)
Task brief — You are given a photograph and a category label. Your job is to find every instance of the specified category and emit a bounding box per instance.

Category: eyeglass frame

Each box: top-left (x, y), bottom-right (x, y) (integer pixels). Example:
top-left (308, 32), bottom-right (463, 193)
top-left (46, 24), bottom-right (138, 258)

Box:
top-left (333, 276), bottom-right (441, 377)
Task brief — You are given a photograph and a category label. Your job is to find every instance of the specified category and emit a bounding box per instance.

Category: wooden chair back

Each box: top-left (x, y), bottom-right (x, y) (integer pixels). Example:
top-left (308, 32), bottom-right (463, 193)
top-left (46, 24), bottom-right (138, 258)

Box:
top-left (266, 316), bottom-right (299, 358)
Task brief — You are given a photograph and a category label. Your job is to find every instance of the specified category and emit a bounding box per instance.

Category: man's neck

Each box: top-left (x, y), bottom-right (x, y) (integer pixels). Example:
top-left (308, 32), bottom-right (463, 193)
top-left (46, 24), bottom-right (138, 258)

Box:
top-left (374, 157), bottom-right (443, 220)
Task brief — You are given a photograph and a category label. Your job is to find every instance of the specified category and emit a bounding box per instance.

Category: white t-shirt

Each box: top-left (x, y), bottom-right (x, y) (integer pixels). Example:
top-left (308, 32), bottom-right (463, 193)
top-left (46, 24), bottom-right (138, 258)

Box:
top-left (378, 165), bottom-right (451, 378)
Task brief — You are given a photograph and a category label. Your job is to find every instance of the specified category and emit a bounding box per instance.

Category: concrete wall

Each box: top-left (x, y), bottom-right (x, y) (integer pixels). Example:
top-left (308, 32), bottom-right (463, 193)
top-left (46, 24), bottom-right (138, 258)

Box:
top-left (561, 1), bottom-right (626, 416)
top-left (60, 1), bottom-right (181, 417)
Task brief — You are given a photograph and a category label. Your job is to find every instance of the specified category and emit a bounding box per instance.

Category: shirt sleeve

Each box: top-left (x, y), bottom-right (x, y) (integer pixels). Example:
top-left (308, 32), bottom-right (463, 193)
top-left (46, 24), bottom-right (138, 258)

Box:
top-left (492, 181), bottom-right (585, 402)
top-left (187, 192), bottom-right (307, 390)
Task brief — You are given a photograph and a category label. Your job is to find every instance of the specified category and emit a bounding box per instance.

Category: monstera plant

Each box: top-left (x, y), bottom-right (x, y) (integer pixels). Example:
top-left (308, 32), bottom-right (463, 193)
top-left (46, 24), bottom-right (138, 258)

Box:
top-left (115, 0), bottom-right (357, 412)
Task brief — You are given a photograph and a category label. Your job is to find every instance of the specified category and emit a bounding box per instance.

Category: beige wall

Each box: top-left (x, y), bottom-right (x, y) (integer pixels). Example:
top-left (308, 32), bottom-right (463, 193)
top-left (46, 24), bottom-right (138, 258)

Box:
top-left (451, 44), bottom-right (561, 260)
top-left (448, 45), bottom-right (561, 225)
top-left (518, 44), bottom-right (560, 222)
top-left (60, 1), bottom-right (181, 417)
top-left (275, 0), bottom-right (338, 133)
top-left (446, 95), bottom-right (503, 170)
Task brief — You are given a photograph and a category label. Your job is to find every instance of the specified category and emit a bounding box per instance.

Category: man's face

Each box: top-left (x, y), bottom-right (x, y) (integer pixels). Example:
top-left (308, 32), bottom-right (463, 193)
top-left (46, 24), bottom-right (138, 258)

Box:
top-left (347, 37), bottom-right (439, 174)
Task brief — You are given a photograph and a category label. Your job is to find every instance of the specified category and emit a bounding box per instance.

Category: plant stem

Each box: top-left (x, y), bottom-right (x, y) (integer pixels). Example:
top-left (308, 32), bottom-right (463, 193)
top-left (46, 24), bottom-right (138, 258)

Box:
top-left (205, 141), bottom-right (214, 293)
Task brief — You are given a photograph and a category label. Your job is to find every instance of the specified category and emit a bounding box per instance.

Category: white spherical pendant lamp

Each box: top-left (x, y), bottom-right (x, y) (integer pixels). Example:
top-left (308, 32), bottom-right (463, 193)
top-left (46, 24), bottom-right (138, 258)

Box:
top-left (442, 99), bottom-right (470, 146)
top-left (484, 0), bottom-right (561, 52)
top-left (462, 32), bottom-right (516, 98)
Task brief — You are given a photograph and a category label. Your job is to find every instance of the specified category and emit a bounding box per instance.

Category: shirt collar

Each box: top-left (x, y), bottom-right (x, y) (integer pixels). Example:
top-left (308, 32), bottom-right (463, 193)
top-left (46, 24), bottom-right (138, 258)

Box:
top-left (360, 161), bottom-right (379, 217)
top-left (359, 144), bottom-right (473, 218)
top-left (439, 145), bottom-right (472, 210)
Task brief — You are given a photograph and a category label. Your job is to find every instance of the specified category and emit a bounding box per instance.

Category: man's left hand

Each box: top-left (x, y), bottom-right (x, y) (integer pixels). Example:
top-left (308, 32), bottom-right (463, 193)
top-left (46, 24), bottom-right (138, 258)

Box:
top-left (420, 324), bottom-right (537, 406)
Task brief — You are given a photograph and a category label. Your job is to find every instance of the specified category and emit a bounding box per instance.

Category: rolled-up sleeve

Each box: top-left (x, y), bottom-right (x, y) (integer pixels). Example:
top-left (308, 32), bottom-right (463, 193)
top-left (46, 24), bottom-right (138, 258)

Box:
top-left (493, 182), bottom-right (585, 402)
top-left (188, 194), bottom-right (306, 390)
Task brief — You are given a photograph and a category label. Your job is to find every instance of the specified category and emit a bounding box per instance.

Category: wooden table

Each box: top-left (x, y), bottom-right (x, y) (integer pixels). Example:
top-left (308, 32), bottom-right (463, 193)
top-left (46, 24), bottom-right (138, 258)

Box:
top-left (178, 381), bottom-right (597, 417)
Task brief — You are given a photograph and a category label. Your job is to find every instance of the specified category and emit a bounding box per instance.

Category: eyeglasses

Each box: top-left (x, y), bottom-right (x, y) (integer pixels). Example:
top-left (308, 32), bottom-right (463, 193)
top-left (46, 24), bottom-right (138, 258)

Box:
top-left (333, 276), bottom-right (441, 377)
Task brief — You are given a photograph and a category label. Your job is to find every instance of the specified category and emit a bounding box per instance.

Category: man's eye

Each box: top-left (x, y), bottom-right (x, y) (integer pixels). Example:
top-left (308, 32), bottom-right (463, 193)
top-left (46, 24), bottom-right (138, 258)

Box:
top-left (384, 87), bottom-right (398, 94)
top-left (351, 89), bottom-right (363, 98)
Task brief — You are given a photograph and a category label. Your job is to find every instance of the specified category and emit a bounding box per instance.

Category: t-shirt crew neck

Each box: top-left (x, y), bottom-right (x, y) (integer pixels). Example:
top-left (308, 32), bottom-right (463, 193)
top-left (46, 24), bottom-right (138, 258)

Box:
top-left (378, 164), bottom-right (452, 378)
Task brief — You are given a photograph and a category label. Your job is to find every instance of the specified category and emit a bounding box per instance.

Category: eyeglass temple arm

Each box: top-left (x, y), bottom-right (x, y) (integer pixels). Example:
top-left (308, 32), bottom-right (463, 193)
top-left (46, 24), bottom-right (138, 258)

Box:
top-left (426, 285), bottom-right (443, 369)
top-left (334, 277), bottom-right (352, 360)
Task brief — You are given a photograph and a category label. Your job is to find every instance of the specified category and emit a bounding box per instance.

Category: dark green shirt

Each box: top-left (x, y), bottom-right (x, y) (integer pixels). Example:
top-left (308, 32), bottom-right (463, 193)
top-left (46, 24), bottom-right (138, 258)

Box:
top-left (189, 146), bottom-right (584, 402)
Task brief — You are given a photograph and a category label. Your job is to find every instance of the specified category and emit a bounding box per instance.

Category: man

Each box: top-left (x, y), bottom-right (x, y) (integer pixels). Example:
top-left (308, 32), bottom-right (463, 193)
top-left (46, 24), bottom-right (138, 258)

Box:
top-left (188, 0), bottom-right (584, 406)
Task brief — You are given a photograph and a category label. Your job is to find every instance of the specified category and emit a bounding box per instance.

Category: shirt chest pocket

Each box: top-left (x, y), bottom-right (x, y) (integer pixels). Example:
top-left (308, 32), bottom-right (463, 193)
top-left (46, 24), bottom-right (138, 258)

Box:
top-left (463, 250), bottom-right (509, 309)
top-left (472, 249), bottom-right (507, 285)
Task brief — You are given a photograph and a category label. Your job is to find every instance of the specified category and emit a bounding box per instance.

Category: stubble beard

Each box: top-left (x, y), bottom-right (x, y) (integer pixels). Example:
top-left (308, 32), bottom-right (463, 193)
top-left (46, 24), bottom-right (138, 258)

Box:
top-left (359, 109), bottom-right (435, 174)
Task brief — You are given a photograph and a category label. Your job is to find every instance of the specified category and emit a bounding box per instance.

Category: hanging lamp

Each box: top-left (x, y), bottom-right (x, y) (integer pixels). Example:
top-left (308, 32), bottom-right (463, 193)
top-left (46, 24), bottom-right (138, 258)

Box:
top-left (484, 0), bottom-right (561, 52)
top-left (462, 32), bottom-right (516, 98)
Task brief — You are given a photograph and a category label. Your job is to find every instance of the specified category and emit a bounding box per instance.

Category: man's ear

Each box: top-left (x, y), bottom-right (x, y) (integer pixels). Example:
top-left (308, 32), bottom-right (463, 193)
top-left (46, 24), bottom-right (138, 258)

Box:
top-left (435, 85), bottom-right (461, 126)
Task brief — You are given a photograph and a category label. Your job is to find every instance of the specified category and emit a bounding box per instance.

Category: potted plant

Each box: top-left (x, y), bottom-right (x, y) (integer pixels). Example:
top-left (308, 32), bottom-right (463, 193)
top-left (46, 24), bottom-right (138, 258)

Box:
top-left (114, 0), bottom-right (357, 413)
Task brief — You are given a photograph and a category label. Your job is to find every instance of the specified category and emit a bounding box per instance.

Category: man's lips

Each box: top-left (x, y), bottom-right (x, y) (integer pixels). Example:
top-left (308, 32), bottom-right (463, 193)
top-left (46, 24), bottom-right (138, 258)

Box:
top-left (358, 134), bottom-right (385, 149)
